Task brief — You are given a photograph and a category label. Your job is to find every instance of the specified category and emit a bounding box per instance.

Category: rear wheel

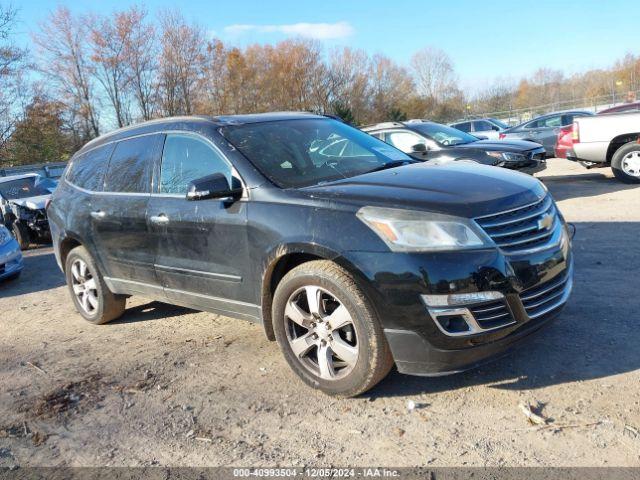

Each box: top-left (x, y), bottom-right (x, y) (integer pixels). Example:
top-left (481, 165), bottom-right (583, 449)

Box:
top-left (64, 246), bottom-right (126, 324)
top-left (611, 142), bottom-right (640, 184)
top-left (11, 222), bottom-right (30, 250)
top-left (272, 260), bottom-right (393, 397)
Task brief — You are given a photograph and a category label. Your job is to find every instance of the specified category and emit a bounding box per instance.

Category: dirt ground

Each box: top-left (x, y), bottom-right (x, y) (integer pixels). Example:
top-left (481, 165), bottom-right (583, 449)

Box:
top-left (1, 159), bottom-right (639, 467)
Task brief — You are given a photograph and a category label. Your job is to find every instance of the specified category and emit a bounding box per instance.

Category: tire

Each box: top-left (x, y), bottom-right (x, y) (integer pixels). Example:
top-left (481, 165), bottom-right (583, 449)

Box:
top-left (272, 260), bottom-right (393, 397)
top-left (64, 246), bottom-right (126, 324)
top-left (11, 222), bottom-right (30, 250)
top-left (611, 142), bottom-right (640, 184)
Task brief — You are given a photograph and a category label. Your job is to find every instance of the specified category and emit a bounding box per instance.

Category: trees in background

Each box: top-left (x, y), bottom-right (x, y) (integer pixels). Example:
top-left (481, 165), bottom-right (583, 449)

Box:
top-left (5, 96), bottom-right (74, 165)
top-left (2, 2), bottom-right (640, 167)
top-left (0, 4), bottom-right (28, 159)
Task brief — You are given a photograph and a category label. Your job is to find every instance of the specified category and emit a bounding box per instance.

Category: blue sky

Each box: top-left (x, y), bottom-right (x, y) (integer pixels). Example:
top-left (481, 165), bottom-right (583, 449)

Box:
top-left (11, 0), bottom-right (640, 92)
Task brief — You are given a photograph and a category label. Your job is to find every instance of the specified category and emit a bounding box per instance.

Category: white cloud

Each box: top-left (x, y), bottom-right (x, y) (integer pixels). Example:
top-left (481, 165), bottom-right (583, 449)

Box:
top-left (223, 21), bottom-right (354, 40)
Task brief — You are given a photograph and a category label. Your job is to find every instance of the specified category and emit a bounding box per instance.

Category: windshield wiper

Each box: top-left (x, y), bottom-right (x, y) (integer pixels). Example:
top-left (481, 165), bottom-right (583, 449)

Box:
top-left (364, 160), bottom-right (415, 174)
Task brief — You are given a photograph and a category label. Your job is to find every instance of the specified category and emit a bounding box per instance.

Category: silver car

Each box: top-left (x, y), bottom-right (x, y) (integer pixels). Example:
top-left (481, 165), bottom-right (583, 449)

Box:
top-left (449, 118), bottom-right (508, 140)
top-left (500, 110), bottom-right (593, 157)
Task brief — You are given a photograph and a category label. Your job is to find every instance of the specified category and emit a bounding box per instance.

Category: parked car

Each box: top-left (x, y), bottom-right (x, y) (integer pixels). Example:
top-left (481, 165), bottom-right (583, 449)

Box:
top-left (0, 174), bottom-right (55, 249)
top-left (48, 112), bottom-right (573, 397)
top-left (568, 111), bottom-right (640, 183)
top-left (554, 125), bottom-right (574, 159)
top-left (0, 224), bottom-right (23, 281)
top-left (598, 101), bottom-right (640, 115)
top-left (363, 120), bottom-right (546, 174)
top-left (499, 110), bottom-right (594, 157)
top-left (449, 118), bottom-right (509, 140)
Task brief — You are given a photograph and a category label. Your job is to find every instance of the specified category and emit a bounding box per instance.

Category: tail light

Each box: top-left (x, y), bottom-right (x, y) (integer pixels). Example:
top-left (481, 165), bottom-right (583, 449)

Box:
top-left (571, 122), bottom-right (580, 143)
top-left (499, 133), bottom-right (506, 140)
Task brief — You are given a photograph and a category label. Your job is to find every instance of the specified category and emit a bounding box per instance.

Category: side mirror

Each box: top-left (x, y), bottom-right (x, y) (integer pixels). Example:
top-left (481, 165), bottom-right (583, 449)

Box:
top-left (186, 173), bottom-right (242, 201)
top-left (411, 143), bottom-right (428, 153)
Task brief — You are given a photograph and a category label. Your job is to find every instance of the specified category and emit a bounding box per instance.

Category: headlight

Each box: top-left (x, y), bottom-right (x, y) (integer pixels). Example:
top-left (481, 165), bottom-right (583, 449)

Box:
top-left (356, 206), bottom-right (491, 252)
top-left (487, 151), bottom-right (527, 163)
top-left (0, 226), bottom-right (11, 245)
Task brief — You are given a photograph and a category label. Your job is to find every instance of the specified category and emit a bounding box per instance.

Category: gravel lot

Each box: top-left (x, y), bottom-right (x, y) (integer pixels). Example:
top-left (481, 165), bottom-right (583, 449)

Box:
top-left (1, 159), bottom-right (639, 467)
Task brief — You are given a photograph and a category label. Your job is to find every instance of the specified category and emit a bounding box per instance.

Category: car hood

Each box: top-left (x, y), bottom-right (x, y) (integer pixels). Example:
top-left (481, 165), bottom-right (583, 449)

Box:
top-left (455, 139), bottom-right (543, 152)
top-left (302, 162), bottom-right (546, 218)
top-left (8, 194), bottom-right (50, 210)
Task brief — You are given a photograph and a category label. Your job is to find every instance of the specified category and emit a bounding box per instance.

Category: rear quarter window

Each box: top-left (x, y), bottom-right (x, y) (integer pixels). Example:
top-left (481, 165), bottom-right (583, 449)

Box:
top-left (66, 144), bottom-right (115, 191)
top-left (104, 135), bottom-right (162, 193)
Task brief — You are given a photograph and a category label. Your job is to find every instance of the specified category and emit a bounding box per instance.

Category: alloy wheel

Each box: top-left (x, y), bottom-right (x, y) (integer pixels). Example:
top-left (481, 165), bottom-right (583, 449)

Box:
top-left (284, 285), bottom-right (359, 380)
top-left (71, 259), bottom-right (99, 314)
top-left (622, 151), bottom-right (640, 177)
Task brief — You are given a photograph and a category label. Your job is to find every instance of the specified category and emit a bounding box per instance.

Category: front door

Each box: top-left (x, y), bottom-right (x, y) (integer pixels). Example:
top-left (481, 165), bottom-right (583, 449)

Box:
top-left (147, 133), bottom-right (254, 319)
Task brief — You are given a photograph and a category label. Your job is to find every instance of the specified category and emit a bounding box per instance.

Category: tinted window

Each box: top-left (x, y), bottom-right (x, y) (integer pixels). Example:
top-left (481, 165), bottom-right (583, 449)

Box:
top-left (159, 134), bottom-right (231, 194)
top-left (385, 131), bottom-right (425, 153)
top-left (104, 135), bottom-right (159, 193)
top-left (66, 144), bottom-right (114, 191)
top-left (473, 121), bottom-right (494, 131)
top-left (528, 115), bottom-right (562, 129)
top-left (453, 122), bottom-right (471, 133)
top-left (221, 119), bottom-right (413, 189)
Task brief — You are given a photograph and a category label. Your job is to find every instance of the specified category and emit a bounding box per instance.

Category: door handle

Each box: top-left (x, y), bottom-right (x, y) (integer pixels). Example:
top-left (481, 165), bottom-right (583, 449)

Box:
top-left (90, 210), bottom-right (106, 220)
top-left (149, 214), bottom-right (169, 224)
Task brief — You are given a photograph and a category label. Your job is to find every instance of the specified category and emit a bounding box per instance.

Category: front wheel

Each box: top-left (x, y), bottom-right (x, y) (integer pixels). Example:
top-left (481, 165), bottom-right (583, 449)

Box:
top-left (272, 260), bottom-right (393, 397)
top-left (11, 222), bottom-right (30, 250)
top-left (64, 246), bottom-right (126, 324)
top-left (611, 142), bottom-right (640, 184)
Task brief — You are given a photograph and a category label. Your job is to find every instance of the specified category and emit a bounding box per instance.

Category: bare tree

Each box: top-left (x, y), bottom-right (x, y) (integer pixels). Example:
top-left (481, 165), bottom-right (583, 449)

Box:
top-left (32, 6), bottom-right (100, 139)
top-left (0, 4), bottom-right (28, 157)
top-left (121, 6), bottom-right (157, 121)
top-left (88, 11), bottom-right (134, 128)
top-left (410, 47), bottom-right (457, 102)
top-left (157, 10), bottom-right (206, 116)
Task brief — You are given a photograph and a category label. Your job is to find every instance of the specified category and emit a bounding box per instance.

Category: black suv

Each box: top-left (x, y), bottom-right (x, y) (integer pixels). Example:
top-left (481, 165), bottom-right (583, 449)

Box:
top-left (49, 112), bottom-right (573, 397)
top-left (363, 120), bottom-right (546, 173)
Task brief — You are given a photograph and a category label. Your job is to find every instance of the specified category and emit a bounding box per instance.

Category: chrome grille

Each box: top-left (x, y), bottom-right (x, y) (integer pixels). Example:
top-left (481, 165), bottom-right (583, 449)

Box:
top-left (469, 300), bottom-right (514, 330)
top-left (520, 268), bottom-right (572, 319)
top-left (475, 195), bottom-right (558, 254)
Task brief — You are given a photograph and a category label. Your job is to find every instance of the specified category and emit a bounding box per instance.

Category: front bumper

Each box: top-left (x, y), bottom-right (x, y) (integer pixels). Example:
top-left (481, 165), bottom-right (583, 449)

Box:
top-left (0, 239), bottom-right (24, 280)
top-left (344, 224), bottom-right (573, 376)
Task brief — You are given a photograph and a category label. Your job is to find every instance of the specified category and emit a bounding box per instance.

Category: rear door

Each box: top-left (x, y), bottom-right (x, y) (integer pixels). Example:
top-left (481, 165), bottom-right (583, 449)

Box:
top-left (91, 134), bottom-right (164, 290)
top-left (147, 132), bottom-right (252, 318)
top-left (537, 115), bottom-right (563, 153)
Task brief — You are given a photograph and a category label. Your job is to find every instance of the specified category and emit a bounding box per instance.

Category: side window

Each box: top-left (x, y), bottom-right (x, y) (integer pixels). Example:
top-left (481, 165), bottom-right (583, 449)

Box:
top-left (385, 131), bottom-right (425, 153)
top-left (473, 121), bottom-right (493, 131)
top-left (104, 135), bottom-right (159, 193)
top-left (542, 115), bottom-right (562, 128)
top-left (454, 122), bottom-right (471, 133)
top-left (524, 120), bottom-right (539, 129)
top-left (159, 134), bottom-right (232, 194)
top-left (66, 144), bottom-right (114, 191)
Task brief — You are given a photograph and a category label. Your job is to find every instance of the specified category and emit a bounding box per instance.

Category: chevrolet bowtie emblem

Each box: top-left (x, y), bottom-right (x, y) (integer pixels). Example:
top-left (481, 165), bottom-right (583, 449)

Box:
top-left (537, 213), bottom-right (554, 230)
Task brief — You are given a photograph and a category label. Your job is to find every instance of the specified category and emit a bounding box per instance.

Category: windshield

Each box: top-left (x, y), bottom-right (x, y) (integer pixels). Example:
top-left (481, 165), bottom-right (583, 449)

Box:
top-left (489, 118), bottom-right (509, 129)
top-left (221, 118), bottom-right (414, 188)
top-left (0, 176), bottom-right (51, 200)
top-left (409, 123), bottom-right (479, 146)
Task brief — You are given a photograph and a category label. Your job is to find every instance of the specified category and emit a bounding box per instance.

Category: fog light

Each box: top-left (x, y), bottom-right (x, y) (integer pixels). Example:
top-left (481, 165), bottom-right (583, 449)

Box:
top-left (421, 291), bottom-right (504, 308)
